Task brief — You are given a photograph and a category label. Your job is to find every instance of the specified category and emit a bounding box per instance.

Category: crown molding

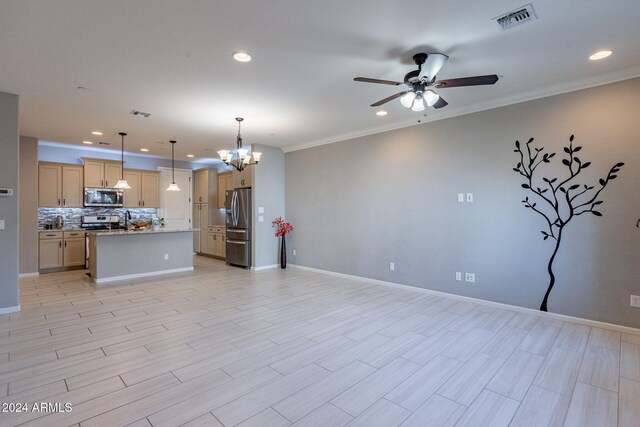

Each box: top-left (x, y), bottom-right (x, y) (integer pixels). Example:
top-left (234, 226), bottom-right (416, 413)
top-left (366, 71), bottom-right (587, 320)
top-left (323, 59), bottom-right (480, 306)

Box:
top-left (282, 65), bottom-right (640, 153)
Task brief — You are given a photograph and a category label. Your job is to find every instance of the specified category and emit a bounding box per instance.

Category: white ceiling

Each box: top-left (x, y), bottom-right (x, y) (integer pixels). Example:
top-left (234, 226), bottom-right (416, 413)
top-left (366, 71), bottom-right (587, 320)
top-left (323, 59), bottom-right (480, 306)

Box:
top-left (1, 0), bottom-right (640, 162)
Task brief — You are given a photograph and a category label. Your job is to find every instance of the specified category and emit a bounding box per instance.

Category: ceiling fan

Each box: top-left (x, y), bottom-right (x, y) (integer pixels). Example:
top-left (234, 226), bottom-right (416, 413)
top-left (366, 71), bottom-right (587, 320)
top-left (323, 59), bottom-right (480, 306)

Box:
top-left (354, 53), bottom-right (499, 111)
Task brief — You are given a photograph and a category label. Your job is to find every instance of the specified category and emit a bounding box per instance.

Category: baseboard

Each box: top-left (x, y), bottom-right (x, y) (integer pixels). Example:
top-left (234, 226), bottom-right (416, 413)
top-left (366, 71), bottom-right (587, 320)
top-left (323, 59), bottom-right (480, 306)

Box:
top-left (252, 264), bottom-right (279, 271)
top-left (93, 267), bottom-right (194, 284)
top-left (0, 305), bottom-right (21, 315)
top-left (19, 272), bottom-right (39, 278)
top-left (289, 264), bottom-right (640, 335)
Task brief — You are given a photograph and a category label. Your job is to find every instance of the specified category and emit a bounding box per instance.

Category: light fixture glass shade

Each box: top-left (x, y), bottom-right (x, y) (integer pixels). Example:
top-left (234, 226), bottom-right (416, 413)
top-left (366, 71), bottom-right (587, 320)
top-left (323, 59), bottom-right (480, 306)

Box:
top-left (411, 94), bottom-right (425, 111)
top-left (424, 90), bottom-right (440, 107)
top-left (400, 91), bottom-right (416, 108)
top-left (217, 150), bottom-right (231, 162)
top-left (114, 179), bottom-right (131, 189)
top-left (243, 156), bottom-right (251, 164)
top-left (237, 148), bottom-right (249, 159)
top-left (252, 152), bottom-right (262, 162)
top-left (166, 182), bottom-right (181, 192)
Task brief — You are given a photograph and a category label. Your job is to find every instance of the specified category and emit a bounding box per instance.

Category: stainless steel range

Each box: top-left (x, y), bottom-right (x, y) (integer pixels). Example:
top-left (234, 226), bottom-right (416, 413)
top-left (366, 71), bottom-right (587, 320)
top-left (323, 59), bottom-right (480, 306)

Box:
top-left (81, 216), bottom-right (121, 268)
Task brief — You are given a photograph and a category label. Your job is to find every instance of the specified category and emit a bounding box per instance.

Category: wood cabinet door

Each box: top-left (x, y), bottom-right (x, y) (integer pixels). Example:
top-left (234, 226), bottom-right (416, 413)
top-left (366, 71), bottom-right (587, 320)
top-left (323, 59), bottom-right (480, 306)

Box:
top-left (194, 169), bottom-right (209, 203)
top-left (39, 239), bottom-right (63, 269)
top-left (232, 167), bottom-right (253, 188)
top-left (38, 164), bottom-right (62, 207)
top-left (123, 171), bottom-right (141, 207)
top-left (83, 161), bottom-right (104, 188)
top-left (225, 173), bottom-right (234, 191)
top-left (62, 166), bottom-right (84, 207)
top-left (104, 163), bottom-right (122, 188)
top-left (217, 174), bottom-right (226, 208)
top-left (221, 233), bottom-right (226, 258)
top-left (63, 238), bottom-right (85, 267)
top-left (193, 204), bottom-right (201, 252)
top-left (141, 172), bottom-right (159, 208)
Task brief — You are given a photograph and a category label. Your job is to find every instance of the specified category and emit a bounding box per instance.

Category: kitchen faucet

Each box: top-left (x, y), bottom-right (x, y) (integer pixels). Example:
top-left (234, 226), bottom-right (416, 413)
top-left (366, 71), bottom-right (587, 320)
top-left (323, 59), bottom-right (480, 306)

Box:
top-left (125, 210), bottom-right (132, 229)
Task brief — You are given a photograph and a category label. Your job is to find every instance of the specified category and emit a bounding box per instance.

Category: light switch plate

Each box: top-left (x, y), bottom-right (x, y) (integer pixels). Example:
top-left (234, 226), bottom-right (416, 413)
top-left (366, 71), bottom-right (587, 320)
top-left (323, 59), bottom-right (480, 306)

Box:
top-left (457, 193), bottom-right (464, 202)
top-left (0, 220), bottom-right (4, 229)
top-left (258, 216), bottom-right (264, 222)
top-left (455, 272), bottom-right (462, 281)
top-left (466, 193), bottom-right (474, 202)
top-left (258, 206), bottom-right (265, 214)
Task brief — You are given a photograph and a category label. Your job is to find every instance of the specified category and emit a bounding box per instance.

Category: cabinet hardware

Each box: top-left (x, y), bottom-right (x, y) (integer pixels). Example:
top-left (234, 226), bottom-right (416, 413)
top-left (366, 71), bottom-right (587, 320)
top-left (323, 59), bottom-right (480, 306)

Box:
top-left (101, 179), bottom-right (104, 187)
top-left (58, 198), bottom-right (61, 206)
top-left (63, 198), bottom-right (66, 206)
top-left (59, 241), bottom-right (62, 248)
top-left (142, 201), bottom-right (145, 207)
top-left (105, 180), bottom-right (108, 187)
top-left (64, 241), bottom-right (67, 248)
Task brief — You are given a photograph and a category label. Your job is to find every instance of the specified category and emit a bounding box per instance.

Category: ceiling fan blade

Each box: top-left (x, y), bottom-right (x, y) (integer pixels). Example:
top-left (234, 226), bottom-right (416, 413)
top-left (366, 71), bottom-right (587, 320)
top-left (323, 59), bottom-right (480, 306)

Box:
top-left (434, 74), bottom-right (499, 88)
top-left (354, 77), bottom-right (402, 86)
top-left (370, 91), bottom-right (407, 107)
top-left (419, 53), bottom-right (449, 81)
top-left (432, 97), bottom-right (448, 109)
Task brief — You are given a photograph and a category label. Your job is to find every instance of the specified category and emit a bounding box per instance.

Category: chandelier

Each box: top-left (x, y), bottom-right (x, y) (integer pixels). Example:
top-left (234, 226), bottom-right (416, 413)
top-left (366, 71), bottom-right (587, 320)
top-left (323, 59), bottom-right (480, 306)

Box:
top-left (217, 117), bottom-right (262, 172)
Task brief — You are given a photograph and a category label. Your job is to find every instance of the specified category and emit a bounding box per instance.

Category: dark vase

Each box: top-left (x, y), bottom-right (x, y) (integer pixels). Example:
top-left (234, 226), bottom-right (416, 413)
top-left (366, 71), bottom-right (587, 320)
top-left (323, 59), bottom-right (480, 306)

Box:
top-left (280, 235), bottom-right (287, 269)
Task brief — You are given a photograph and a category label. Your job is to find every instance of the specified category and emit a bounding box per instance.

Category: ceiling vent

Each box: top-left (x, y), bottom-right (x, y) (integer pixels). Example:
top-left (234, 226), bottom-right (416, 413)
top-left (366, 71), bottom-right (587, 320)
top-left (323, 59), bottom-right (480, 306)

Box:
top-left (98, 141), bottom-right (111, 146)
top-left (130, 109), bottom-right (151, 118)
top-left (493, 4), bottom-right (537, 30)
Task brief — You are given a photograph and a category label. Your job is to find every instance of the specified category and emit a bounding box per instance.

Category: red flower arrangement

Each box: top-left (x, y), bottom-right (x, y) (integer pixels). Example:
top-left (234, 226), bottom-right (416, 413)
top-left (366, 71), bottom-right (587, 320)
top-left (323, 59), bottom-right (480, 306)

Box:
top-left (272, 217), bottom-right (293, 237)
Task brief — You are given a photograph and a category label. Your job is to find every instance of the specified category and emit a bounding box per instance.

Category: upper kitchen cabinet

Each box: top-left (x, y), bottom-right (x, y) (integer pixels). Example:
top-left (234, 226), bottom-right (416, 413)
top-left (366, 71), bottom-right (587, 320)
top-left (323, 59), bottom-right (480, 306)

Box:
top-left (122, 169), bottom-right (160, 208)
top-left (83, 158), bottom-right (122, 188)
top-left (193, 167), bottom-right (220, 205)
top-left (217, 172), bottom-right (233, 208)
top-left (38, 162), bottom-right (83, 208)
top-left (193, 168), bottom-right (209, 203)
top-left (233, 166), bottom-right (253, 189)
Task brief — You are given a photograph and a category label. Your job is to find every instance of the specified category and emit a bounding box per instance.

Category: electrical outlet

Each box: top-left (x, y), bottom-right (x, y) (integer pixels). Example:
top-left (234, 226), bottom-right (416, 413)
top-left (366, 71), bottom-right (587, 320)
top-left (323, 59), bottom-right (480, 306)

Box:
top-left (631, 295), bottom-right (640, 308)
top-left (465, 273), bottom-right (475, 283)
top-left (293, 249), bottom-right (296, 256)
top-left (457, 193), bottom-right (464, 202)
top-left (164, 254), bottom-right (169, 260)
top-left (466, 193), bottom-right (474, 202)
top-left (389, 262), bottom-right (395, 271)
top-left (455, 272), bottom-right (462, 281)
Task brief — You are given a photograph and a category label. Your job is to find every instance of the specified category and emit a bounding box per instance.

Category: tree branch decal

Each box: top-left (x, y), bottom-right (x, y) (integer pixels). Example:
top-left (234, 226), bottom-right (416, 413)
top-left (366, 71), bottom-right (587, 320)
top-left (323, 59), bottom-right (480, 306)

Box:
top-left (513, 135), bottom-right (623, 312)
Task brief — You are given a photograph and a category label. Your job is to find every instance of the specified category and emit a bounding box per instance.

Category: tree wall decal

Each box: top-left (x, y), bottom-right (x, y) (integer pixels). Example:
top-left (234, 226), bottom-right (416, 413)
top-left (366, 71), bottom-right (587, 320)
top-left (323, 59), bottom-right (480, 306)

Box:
top-left (513, 135), bottom-right (624, 312)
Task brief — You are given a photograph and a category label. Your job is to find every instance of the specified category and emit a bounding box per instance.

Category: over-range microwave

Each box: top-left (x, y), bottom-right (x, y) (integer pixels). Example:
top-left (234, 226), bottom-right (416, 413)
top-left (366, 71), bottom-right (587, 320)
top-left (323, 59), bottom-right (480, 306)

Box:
top-left (84, 188), bottom-right (124, 207)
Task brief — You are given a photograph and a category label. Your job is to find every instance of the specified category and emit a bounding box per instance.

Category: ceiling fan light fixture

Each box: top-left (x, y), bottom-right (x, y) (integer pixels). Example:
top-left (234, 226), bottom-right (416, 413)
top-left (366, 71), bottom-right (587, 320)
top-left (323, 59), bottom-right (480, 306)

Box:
top-left (424, 90), bottom-right (440, 107)
top-left (411, 93), bottom-right (426, 112)
top-left (400, 91), bottom-right (416, 108)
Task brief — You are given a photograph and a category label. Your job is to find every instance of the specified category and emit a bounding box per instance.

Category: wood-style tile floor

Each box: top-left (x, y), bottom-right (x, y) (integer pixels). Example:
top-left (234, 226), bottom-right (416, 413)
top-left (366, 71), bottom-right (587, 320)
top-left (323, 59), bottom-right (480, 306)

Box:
top-left (1, 256), bottom-right (639, 426)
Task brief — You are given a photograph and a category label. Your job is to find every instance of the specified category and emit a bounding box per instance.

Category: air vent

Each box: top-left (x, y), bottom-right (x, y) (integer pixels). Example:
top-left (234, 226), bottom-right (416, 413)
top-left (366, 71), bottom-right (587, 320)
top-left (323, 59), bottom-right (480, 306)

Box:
top-left (98, 141), bottom-right (111, 146)
top-left (493, 4), bottom-right (537, 30)
top-left (130, 109), bottom-right (151, 118)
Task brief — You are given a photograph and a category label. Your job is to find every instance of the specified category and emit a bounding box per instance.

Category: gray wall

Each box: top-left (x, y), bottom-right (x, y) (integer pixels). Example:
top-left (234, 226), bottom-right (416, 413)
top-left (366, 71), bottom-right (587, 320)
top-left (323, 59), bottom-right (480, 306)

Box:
top-left (252, 144), bottom-right (285, 267)
top-left (19, 136), bottom-right (38, 275)
top-left (0, 92), bottom-right (20, 311)
top-left (285, 77), bottom-right (640, 328)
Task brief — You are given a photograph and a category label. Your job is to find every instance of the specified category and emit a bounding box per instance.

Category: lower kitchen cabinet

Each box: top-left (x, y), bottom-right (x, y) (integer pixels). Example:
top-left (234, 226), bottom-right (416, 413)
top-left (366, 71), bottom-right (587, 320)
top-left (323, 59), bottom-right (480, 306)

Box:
top-left (208, 226), bottom-right (226, 259)
top-left (39, 231), bottom-right (86, 270)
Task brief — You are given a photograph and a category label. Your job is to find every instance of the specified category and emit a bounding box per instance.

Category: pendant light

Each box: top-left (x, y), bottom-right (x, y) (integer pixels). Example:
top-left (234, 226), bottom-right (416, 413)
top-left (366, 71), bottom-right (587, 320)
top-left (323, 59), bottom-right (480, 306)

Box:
top-left (166, 140), bottom-right (181, 191)
top-left (217, 117), bottom-right (262, 172)
top-left (113, 132), bottom-right (131, 189)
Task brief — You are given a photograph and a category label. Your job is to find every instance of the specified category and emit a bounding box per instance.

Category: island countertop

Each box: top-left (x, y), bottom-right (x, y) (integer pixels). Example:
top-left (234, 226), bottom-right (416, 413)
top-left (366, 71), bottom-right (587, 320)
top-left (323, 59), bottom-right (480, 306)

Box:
top-left (89, 227), bottom-right (197, 236)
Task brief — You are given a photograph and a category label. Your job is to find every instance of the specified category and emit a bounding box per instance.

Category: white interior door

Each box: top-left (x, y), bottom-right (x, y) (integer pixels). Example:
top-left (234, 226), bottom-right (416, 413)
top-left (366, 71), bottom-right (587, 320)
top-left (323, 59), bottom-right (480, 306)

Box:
top-left (158, 168), bottom-right (192, 228)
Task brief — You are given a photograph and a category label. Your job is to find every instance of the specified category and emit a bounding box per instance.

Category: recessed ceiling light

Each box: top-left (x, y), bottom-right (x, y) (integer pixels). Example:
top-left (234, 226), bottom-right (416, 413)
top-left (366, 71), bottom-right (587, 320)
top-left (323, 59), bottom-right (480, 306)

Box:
top-left (376, 110), bottom-right (388, 116)
top-left (82, 140), bottom-right (93, 145)
top-left (140, 148), bottom-right (149, 152)
top-left (233, 51), bottom-right (252, 62)
top-left (91, 131), bottom-right (103, 136)
top-left (589, 50), bottom-right (613, 61)
top-left (186, 154), bottom-right (194, 158)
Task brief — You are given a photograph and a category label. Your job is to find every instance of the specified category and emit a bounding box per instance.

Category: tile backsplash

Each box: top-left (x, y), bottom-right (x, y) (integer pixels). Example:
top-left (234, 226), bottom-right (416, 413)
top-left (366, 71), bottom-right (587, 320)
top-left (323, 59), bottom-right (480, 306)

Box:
top-left (38, 208), bottom-right (159, 229)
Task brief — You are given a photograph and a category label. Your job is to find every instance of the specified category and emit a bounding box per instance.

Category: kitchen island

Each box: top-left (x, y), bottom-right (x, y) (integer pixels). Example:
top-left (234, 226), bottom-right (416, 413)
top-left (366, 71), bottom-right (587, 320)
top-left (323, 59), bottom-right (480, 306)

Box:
top-left (87, 228), bottom-right (194, 284)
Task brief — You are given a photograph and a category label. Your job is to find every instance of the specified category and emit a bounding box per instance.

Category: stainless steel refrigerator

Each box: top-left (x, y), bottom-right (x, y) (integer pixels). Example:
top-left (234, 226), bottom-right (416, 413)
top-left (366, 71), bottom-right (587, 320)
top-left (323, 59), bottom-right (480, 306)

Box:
top-left (225, 188), bottom-right (252, 268)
